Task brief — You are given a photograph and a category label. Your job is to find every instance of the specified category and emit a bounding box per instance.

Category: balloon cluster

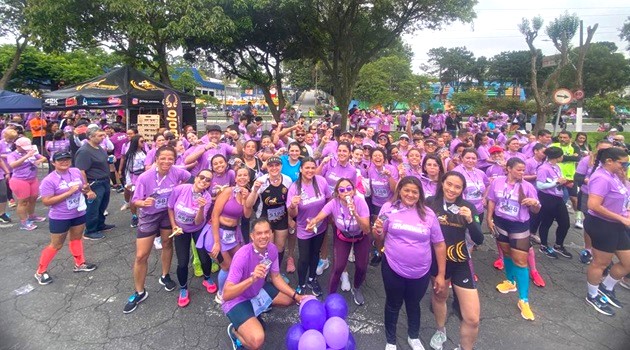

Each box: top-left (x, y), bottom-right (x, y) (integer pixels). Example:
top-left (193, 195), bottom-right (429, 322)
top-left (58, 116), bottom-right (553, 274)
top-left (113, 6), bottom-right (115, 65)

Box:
top-left (286, 294), bottom-right (356, 350)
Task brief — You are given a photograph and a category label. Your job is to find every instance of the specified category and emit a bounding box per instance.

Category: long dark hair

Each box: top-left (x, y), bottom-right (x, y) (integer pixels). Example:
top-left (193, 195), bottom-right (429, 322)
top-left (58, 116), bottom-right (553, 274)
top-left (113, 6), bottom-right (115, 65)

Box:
top-left (422, 154), bottom-right (445, 179)
top-left (295, 157), bottom-right (321, 199)
top-left (432, 171), bottom-right (468, 224)
top-left (391, 176), bottom-right (426, 220)
top-left (124, 135), bottom-right (145, 175)
top-left (589, 147), bottom-right (628, 177)
top-left (474, 132), bottom-right (487, 149)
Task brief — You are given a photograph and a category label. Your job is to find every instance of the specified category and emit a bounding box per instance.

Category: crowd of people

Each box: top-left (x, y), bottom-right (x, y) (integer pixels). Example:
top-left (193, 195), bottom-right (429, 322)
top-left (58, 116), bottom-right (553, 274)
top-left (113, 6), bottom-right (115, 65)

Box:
top-left (2, 107), bottom-right (630, 350)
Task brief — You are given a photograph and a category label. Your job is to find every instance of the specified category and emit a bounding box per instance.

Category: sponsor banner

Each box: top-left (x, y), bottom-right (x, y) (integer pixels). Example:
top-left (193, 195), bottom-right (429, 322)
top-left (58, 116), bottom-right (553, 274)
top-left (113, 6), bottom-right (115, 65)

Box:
top-left (163, 90), bottom-right (182, 138)
top-left (137, 114), bottom-right (160, 141)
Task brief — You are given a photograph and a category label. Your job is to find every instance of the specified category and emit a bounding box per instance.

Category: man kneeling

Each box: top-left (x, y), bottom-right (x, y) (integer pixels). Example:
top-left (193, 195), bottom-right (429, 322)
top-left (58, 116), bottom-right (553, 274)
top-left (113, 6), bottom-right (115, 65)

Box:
top-left (223, 217), bottom-right (305, 350)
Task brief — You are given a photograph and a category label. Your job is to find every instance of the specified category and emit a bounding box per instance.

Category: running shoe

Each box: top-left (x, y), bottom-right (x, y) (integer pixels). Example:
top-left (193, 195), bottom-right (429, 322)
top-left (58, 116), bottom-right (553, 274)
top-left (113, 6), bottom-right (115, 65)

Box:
top-left (553, 245), bottom-right (573, 259)
top-left (214, 292), bottom-right (224, 305)
top-left (123, 290), bottom-right (148, 314)
top-left (178, 288), bottom-right (190, 307)
top-left (493, 257), bottom-right (504, 270)
top-left (619, 277), bottom-right (630, 290)
top-left (348, 248), bottom-right (355, 263)
top-left (308, 278), bottom-right (323, 297)
top-left (153, 237), bottom-right (163, 250)
top-left (295, 285), bottom-right (305, 295)
top-left (100, 224), bottom-right (115, 231)
top-left (83, 231), bottom-right (104, 240)
top-left (73, 263), bottom-right (97, 272)
top-left (530, 234), bottom-right (541, 245)
top-left (202, 277), bottom-right (218, 294)
top-left (370, 250), bottom-right (382, 266)
top-left (598, 284), bottom-right (622, 308)
top-left (20, 222), bottom-right (37, 231)
top-left (227, 323), bottom-right (243, 350)
top-left (130, 215), bottom-right (138, 228)
top-left (316, 258), bottom-right (330, 275)
top-left (585, 294), bottom-right (615, 316)
top-left (34, 271), bottom-right (52, 285)
top-left (530, 270), bottom-right (546, 287)
top-left (104, 210), bottom-right (109, 216)
top-left (0, 213), bottom-right (12, 223)
top-left (193, 261), bottom-right (203, 277)
top-left (579, 249), bottom-right (593, 264)
top-left (28, 215), bottom-right (46, 223)
top-left (407, 337), bottom-right (426, 350)
top-left (120, 202), bottom-right (129, 211)
top-left (574, 218), bottom-right (583, 229)
top-left (539, 245), bottom-right (558, 259)
top-left (517, 300), bottom-right (535, 321)
top-left (286, 256), bottom-right (296, 273)
top-left (496, 280), bottom-right (517, 294)
top-left (340, 271), bottom-right (351, 292)
top-left (211, 261), bottom-right (220, 273)
top-left (385, 344), bottom-right (397, 350)
top-left (429, 330), bottom-right (447, 350)
top-left (8, 199), bottom-right (16, 208)
top-left (159, 274), bottom-right (176, 291)
top-left (352, 288), bottom-right (365, 306)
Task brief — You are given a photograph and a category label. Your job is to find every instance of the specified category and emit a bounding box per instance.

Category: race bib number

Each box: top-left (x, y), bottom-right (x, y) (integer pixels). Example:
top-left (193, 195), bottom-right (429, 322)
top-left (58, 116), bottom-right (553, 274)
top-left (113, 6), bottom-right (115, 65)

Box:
top-left (155, 196), bottom-right (168, 210)
top-left (267, 206), bottom-right (285, 222)
top-left (465, 186), bottom-right (482, 200)
top-left (497, 199), bottom-right (520, 217)
top-left (176, 211), bottom-right (195, 224)
top-left (373, 187), bottom-right (388, 198)
top-left (66, 195), bottom-right (80, 210)
top-left (250, 287), bottom-right (273, 317)
top-left (221, 227), bottom-right (236, 244)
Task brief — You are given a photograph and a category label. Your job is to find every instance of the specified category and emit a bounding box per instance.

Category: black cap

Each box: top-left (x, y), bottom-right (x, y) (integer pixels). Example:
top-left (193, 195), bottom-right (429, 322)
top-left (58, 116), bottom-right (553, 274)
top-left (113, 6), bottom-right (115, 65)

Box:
top-left (53, 151), bottom-right (72, 161)
top-left (206, 124), bottom-right (222, 133)
top-left (267, 156), bottom-right (282, 165)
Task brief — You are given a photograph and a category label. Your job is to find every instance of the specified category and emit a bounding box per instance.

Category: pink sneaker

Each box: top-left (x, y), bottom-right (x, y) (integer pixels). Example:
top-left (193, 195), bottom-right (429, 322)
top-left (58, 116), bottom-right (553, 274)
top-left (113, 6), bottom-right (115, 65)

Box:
top-left (202, 278), bottom-right (218, 294)
top-left (29, 216), bottom-right (46, 223)
top-left (178, 289), bottom-right (190, 307)
top-left (493, 258), bottom-right (504, 270)
top-left (531, 270), bottom-right (546, 287)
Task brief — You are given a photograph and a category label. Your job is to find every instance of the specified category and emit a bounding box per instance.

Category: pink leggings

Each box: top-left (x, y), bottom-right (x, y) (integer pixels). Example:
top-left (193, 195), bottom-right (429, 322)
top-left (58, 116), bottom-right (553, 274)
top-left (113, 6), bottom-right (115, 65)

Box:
top-left (329, 234), bottom-right (370, 293)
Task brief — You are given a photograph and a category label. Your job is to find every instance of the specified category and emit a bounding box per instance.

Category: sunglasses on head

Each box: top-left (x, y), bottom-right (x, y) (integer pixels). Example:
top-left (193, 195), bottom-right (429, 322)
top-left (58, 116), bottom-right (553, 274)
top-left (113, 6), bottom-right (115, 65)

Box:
top-left (197, 174), bottom-right (212, 183)
top-left (338, 185), bottom-right (354, 193)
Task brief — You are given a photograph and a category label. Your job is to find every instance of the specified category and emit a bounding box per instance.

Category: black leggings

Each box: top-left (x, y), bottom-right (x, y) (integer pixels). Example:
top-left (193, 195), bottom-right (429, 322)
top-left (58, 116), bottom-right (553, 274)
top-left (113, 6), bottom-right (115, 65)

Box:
top-left (174, 230), bottom-right (214, 288)
top-left (381, 255), bottom-right (431, 345)
top-left (297, 233), bottom-right (325, 286)
top-left (538, 191), bottom-right (569, 247)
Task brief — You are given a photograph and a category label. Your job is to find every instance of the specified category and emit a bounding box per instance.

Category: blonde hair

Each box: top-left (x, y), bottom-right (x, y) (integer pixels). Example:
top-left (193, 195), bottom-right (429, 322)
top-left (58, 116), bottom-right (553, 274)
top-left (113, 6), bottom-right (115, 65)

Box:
top-left (3, 128), bottom-right (18, 142)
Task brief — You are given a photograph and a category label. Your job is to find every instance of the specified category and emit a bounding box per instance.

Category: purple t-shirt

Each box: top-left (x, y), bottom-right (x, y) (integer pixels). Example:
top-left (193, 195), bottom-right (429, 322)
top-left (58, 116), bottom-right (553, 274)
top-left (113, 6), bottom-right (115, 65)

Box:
top-left (168, 183), bottom-right (213, 232)
top-left (199, 143), bottom-right (236, 170)
top-left (575, 156), bottom-right (592, 194)
top-left (111, 133), bottom-right (129, 158)
top-left (320, 141), bottom-right (338, 159)
top-left (321, 195), bottom-right (369, 234)
top-left (8, 150), bottom-right (43, 179)
top-left (524, 157), bottom-right (543, 184)
top-left (363, 164), bottom-right (399, 207)
top-left (587, 168), bottom-right (629, 221)
top-left (420, 176), bottom-right (438, 198)
top-left (487, 176), bottom-right (538, 222)
top-left (39, 168), bottom-right (86, 220)
top-left (132, 167), bottom-right (191, 215)
top-left (286, 175), bottom-right (332, 239)
top-left (476, 145), bottom-right (491, 170)
top-left (222, 243), bottom-right (280, 314)
top-left (485, 164), bottom-right (505, 179)
top-left (144, 148), bottom-right (157, 167)
top-left (453, 165), bottom-right (489, 212)
top-left (209, 169), bottom-right (236, 198)
top-left (321, 159), bottom-right (357, 192)
top-left (380, 202), bottom-right (444, 279)
top-left (536, 162), bottom-right (563, 197)
top-left (505, 151), bottom-right (526, 162)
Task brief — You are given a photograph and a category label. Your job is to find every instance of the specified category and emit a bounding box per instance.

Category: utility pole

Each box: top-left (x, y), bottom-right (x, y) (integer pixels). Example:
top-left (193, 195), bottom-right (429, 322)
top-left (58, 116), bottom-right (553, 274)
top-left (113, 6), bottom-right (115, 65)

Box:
top-left (576, 20), bottom-right (584, 132)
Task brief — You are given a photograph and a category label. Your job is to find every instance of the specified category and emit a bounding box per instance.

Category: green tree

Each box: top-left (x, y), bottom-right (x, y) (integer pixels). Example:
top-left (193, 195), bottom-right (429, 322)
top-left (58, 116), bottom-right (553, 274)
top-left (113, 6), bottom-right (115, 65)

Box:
top-left (170, 69), bottom-right (199, 94)
top-left (585, 95), bottom-right (630, 121)
top-left (301, 0), bottom-right (477, 129)
top-left (426, 46), bottom-right (476, 84)
top-left (620, 16), bottom-right (630, 51)
top-left (0, 0), bottom-right (31, 89)
top-left (449, 89), bottom-right (487, 114)
top-left (488, 50), bottom-right (549, 88)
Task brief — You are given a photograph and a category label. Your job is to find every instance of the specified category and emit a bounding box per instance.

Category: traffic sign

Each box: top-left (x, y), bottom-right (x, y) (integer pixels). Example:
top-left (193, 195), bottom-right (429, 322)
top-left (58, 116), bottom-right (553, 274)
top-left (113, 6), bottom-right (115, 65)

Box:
top-left (553, 88), bottom-right (572, 105)
top-left (574, 89), bottom-right (584, 100)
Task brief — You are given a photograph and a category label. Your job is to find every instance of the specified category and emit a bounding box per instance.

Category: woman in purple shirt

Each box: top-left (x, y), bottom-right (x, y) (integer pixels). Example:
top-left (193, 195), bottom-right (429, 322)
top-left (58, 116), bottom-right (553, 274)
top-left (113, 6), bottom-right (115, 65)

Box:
top-left (208, 154), bottom-right (236, 201)
top-left (420, 154), bottom-right (444, 198)
top-left (373, 176), bottom-right (446, 350)
top-left (584, 147), bottom-right (630, 316)
top-left (474, 132), bottom-right (492, 171)
top-left (168, 169), bottom-right (216, 307)
top-left (505, 138), bottom-right (526, 161)
top-left (287, 157), bottom-right (332, 297)
top-left (535, 147), bottom-right (572, 259)
top-left (306, 178), bottom-right (370, 304)
top-left (487, 158), bottom-right (541, 321)
top-left (8, 137), bottom-right (47, 230)
top-left (397, 147), bottom-right (423, 181)
top-left (34, 152), bottom-right (96, 285)
top-left (144, 133), bottom-right (166, 170)
top-left (453, 149), bottom-right (490, 222)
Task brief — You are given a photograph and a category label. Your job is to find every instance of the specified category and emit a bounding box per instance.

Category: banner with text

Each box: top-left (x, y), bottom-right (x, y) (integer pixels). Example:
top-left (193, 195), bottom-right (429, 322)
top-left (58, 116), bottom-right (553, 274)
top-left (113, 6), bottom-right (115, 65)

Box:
top-left (164, 90), bottom-right (182, 138)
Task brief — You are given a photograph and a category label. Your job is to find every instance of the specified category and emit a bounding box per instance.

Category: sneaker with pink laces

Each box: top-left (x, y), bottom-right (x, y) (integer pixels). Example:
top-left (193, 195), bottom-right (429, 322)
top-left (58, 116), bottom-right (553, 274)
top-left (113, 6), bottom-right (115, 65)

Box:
top-left (178, 288), bottom-right (190, 307)
top-left (20, 222), bottom-right (37, 231)
top-left (28, 216), bottom-right (46, 223)
top-left (202, 277), bottom-right (218, 294)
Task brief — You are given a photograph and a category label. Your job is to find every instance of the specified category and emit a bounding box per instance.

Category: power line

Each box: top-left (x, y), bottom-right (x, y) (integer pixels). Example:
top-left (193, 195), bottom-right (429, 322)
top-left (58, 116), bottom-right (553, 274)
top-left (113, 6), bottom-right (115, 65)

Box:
top-left (475, 7), bottom-right (630, 11)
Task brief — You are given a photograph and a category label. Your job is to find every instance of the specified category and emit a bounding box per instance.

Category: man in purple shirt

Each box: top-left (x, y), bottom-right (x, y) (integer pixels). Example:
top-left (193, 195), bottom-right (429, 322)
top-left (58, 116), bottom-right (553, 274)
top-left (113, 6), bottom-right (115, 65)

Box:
top-left (224, 218), bottom-right (305, 350)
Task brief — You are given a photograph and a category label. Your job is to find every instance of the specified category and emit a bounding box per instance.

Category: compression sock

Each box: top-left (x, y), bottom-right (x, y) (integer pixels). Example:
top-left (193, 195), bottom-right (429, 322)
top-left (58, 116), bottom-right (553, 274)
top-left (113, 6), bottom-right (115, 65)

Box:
top-left (527, 247), bottom-right (538, 273)
top-left (218, 269), bottom-right (228, 294)
top-left (513, 265), bottom-right (530, 302)
top-left (496, 240), bottom-right (504, 261)
top-left (503, 256), bottom-right (515, 283)
top-left (37, 246), bottom-right (58, 274)
top-left (68, 239), bottom-right (85, 266)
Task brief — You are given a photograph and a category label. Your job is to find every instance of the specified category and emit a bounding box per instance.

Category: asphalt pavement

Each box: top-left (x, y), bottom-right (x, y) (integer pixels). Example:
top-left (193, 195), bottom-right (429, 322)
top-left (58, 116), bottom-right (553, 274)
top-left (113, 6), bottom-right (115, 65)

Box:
top-left (0, 173), bottom-right (629, 350)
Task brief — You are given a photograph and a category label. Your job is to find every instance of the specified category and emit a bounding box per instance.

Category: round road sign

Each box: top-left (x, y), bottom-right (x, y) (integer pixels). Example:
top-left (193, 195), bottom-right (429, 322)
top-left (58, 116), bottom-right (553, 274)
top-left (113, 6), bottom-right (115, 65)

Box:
top-left (574, 89), bottom-right (584, 100)
top-left (553, 88), bottom-right (573, 105)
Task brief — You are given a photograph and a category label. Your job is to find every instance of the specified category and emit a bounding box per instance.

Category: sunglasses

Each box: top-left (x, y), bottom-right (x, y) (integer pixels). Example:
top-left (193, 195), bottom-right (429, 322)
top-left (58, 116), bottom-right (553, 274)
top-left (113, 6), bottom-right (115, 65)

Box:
top-left (338, 185), bottom-right (354, 193)
top-left (197, 175), bottom-right (212, 183)
top-left (296, 134), bottom-right (306, 137)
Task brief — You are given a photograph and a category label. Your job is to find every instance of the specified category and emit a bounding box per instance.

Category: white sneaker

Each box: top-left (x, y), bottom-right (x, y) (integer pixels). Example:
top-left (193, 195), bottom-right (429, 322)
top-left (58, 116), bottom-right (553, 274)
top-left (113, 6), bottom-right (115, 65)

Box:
top-left (153, 237), bottom-right (163, 250)
top-left (348, 247), bottom-right (355, 263)
top-left (120, 202), bottom-right (129, 211)
top-left (429, 330), bottom-right (447, 350)
top-left (316, 258), bottom-right (330, 276)
top-left (408, 337), bottom-right (426, 350)
top-left (104, 210), bottom-right (109, 216)
top-left (575, 218), bottom-right (583, 229)
top-left (385, 344), bottom-right (397, 350)
top-left (341, 272), bottom-right (351, 292)
top-left (214, 292), bottom-right (223, 305)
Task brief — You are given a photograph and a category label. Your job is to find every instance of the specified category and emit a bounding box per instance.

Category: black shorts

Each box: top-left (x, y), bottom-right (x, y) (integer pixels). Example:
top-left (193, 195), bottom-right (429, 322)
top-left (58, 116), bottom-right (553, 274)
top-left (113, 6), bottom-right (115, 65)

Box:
top-left (49, 215), bottom-right (87, 234)
top-left (584, 214), bottom-right (630, 253)
top-left (225, 282), bottom-right (279, 330)
top-left (431, 257), bottom-right (476, 289)
top-left (567, 184), bottom-right (578, 197)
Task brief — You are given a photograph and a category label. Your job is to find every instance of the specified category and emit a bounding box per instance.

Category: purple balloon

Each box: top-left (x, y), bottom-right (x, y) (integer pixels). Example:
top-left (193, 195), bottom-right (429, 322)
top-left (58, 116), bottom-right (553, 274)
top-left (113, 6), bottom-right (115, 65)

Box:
top-left (286, 324), bottom-right (305, 350)
top-left (300, 299), bottom-right (327, 331)
top-left (324, 293), bottom-right (348, 320)
top-left (299, 295), bottom-right (318, 314)
top-left (323, 316), bottom-right (349, 349)
top-left (345, 333), bottom-right (356, 350)
top-left (298, 329), bottom-right (327, 350)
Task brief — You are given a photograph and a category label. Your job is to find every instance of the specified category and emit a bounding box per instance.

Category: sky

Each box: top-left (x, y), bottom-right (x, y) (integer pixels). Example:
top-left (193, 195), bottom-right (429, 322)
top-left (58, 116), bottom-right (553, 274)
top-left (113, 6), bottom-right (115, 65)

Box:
top-left (404, 0), bottom-right (630, 74)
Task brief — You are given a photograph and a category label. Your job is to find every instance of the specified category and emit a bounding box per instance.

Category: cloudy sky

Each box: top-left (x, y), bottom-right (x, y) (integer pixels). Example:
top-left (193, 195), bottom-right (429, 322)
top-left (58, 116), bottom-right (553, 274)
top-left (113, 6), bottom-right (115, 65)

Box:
top-left (404, 0), bottom-right (630, 73)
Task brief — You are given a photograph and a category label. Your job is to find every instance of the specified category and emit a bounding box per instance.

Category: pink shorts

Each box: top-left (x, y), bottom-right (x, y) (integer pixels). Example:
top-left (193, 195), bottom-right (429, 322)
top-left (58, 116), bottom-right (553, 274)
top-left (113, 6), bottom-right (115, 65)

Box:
top-left (9, 177), bottom-right (39, 200)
